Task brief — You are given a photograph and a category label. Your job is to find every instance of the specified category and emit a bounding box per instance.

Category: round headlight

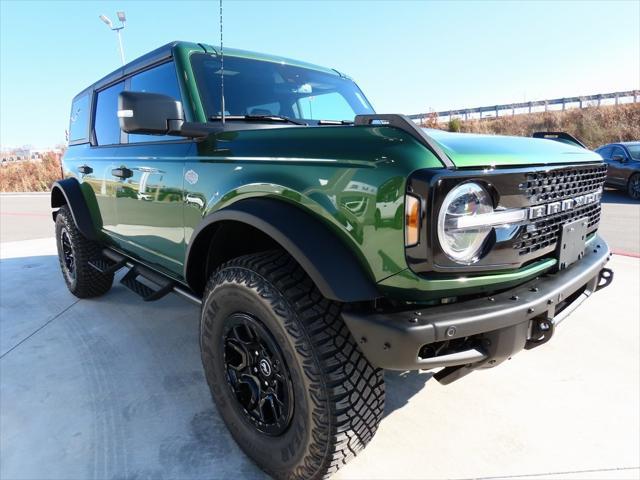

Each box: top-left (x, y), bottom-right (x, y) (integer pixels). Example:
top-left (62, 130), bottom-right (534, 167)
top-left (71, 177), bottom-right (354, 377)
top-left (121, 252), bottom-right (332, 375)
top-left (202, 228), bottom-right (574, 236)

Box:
top-left (437, 182), bottom-right (493, 263)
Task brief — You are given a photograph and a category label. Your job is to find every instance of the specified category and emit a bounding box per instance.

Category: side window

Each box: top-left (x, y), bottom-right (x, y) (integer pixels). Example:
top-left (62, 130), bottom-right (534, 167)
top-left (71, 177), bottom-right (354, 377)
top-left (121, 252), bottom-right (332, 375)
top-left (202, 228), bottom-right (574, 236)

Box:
top-left (68, 94), bottom-right (90, 144)
top-left (297, 92), bottom-right (354, 121)
top-left (597, 146), bottom-right (613, 160)
top-left (128, 62), bottom-right (182, 143)
top-left (610, 146), bottom-right (627, 161)
top-left (94, 82), bottom-right (124, 146)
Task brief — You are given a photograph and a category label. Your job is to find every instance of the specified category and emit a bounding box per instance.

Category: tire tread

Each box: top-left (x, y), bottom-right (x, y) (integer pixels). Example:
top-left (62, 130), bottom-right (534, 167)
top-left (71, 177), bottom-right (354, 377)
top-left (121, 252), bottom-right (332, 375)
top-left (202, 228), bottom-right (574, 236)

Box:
top-left (202, 250), bottom-right (384, 480)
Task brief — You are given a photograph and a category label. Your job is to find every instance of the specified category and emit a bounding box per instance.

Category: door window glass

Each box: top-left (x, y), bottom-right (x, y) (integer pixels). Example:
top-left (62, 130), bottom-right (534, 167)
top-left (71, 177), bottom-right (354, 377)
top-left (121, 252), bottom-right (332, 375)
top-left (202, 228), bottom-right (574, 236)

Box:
top-left (129, 62), bottom-right (183, 143)
top-left (94, 82), bottom-right (124, 146)
top-left (596, 146), bottom-right (612, 160)
top-left (627, 145), bottom-right (640, 161)
top-left (610, 146), bottom-right (627, 161)
top-left (68, 94), bottom-right (90, 143)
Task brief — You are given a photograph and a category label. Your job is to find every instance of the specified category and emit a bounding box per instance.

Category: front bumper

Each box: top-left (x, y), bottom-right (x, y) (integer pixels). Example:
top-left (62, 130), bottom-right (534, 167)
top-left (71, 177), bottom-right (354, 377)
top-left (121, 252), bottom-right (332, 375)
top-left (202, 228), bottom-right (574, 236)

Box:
top-left (342, 234), bottom-right (613, 382)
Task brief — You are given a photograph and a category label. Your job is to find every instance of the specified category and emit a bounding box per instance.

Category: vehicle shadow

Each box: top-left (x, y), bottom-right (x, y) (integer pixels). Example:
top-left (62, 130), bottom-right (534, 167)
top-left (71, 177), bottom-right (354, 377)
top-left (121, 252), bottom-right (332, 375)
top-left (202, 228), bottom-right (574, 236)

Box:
top-left (0, 252), bottom-right (267, 480)
top-left (1, 251), bottom-right (431, 479)
top-left (602, 188), bottom-right (637, 205)
top-left (383, 370), bottom-right (434, 418)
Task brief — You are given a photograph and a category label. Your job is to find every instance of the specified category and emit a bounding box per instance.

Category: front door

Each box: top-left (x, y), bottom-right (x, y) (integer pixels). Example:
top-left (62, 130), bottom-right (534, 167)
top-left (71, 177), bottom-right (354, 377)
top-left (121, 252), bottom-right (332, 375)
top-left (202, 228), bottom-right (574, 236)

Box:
top-left (109, 142), bottom-right (192, 275)
top-left (108, 60), bottom-right (193, 276)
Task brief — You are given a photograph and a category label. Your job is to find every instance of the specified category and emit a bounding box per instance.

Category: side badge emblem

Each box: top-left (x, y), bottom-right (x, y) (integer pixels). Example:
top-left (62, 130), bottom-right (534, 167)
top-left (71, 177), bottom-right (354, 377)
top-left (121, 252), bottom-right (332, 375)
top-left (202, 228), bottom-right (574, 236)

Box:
top-left (185, 169), bottom-right (199, 185)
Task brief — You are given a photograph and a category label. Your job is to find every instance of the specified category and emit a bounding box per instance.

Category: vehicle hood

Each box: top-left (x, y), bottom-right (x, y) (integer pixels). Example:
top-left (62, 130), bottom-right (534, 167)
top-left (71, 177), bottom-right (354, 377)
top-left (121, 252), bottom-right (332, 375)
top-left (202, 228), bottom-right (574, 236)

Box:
top-left (424, 129), bottom-right (603, 168)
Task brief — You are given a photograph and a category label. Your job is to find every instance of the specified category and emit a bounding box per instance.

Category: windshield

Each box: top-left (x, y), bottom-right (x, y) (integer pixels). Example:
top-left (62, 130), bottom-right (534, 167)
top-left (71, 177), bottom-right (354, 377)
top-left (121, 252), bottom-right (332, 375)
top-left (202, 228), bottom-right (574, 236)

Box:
top-left (627, 145), bottom-right (640, 161)
top-left (190, 53), bottom-right (375, 123)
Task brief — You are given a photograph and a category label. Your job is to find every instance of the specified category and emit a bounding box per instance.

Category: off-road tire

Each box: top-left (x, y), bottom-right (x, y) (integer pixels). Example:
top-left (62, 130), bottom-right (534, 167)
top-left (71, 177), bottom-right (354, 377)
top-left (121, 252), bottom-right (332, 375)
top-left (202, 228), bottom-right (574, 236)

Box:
top-left (627, 173), bottom-right (640, 200)
top-left (55, 205), bottom-right (113, 298)
top-left (200, 250), bottom-right (385, 480)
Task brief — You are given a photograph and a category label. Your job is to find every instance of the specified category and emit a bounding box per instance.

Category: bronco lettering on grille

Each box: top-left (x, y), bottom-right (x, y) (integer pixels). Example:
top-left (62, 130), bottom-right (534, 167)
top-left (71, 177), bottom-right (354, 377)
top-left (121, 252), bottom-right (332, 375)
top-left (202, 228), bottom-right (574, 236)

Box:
top-left (529, 189), bottom-right (602, 220)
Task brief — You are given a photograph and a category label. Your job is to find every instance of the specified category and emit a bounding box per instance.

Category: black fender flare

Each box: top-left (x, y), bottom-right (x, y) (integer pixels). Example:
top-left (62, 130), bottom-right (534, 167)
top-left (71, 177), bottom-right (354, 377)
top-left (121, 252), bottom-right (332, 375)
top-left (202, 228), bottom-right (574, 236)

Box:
top-left (50, 178), bottom-right (100, 241)
top-left (185, 198), bottom-right (380, 303)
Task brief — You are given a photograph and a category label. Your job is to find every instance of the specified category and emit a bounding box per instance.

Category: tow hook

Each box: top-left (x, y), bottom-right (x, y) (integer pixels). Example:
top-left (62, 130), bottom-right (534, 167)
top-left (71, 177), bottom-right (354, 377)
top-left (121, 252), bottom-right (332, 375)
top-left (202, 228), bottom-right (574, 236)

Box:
top-left (524, 317), bottom-right (555, 350)
top-left (596, 267), bottom-right (614, 291)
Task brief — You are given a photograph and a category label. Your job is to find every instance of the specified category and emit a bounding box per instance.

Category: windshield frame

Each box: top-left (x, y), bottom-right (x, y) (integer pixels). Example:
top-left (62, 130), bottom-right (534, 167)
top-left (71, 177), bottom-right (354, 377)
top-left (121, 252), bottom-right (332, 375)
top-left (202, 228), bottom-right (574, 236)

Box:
top-left (189, 52), bottom-right (375, 125)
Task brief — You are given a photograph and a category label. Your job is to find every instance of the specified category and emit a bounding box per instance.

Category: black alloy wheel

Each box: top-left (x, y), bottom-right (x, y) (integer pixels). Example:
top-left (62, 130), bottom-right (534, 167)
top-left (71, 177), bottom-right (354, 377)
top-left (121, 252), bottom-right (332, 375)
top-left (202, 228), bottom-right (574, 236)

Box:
top-left (222, 312), bottom-right (294, 436)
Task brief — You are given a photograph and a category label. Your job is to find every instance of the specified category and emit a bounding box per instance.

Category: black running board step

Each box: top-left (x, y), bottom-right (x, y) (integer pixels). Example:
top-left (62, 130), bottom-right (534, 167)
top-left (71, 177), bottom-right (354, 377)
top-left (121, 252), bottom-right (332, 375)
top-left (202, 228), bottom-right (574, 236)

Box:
top-left (88, 249), bottom-right (127, 275)
top-left (120, 265), bottom-right (174, 302)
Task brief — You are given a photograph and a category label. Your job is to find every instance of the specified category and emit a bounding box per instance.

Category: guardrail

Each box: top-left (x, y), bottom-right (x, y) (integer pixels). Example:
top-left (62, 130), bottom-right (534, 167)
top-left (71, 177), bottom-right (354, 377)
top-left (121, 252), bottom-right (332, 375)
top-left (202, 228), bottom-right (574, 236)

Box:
top-left (409, 90), bottom-right (640, 123)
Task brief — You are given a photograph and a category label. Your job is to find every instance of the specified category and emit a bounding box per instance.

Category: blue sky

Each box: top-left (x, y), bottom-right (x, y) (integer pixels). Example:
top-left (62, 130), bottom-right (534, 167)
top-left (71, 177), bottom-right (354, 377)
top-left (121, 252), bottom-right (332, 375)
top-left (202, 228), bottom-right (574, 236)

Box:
top-left (1, 0), bottom-right (638, 148)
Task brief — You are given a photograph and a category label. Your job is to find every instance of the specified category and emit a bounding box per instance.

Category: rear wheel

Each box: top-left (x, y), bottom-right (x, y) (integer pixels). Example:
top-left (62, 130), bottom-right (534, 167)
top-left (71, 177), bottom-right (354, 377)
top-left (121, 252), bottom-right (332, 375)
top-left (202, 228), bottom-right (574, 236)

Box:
top-left (628, 173), bottom-right (640, 200)
top-left (200, 250), bottom-right (385, 479)
top-left (55, 205), bottom-right (113, 298)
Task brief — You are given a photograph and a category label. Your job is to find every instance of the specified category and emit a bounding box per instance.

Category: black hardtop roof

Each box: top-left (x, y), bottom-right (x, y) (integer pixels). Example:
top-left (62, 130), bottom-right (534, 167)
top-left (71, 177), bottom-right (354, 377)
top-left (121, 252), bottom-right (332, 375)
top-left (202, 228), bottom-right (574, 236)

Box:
top-left (72, 41), bottom-right (196, 101)
top-left (72, 40), bottom-right (342, 102)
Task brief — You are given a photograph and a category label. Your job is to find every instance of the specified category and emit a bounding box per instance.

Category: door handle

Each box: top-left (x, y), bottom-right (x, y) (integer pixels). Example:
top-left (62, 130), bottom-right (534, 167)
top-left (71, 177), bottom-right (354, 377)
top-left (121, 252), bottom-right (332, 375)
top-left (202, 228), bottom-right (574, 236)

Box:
top-left (78, 164), bottom-right (93, 174)
top-left (112, 167), bottom-right (133, 179)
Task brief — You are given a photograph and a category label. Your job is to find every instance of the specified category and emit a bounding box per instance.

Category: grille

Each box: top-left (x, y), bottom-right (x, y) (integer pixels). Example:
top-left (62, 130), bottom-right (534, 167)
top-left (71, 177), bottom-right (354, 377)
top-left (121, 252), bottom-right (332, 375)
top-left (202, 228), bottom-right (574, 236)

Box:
top-left (515, 165), bottom-right (606, 256)
top-left (521, 164), bottom-right (607, 205)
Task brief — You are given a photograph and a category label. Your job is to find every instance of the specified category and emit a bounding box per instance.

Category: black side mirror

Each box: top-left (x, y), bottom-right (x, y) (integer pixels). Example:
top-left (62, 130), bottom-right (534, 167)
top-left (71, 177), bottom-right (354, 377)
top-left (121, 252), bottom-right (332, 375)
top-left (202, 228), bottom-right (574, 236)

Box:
top-left (612, 154), bottom-right (626, 162)
top-left (118, 91), bottom-right (185, 136)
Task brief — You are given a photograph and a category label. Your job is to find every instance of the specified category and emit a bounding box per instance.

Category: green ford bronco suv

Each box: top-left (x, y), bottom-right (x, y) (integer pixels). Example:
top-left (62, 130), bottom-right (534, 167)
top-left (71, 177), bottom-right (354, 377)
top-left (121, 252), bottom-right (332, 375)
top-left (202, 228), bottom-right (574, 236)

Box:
top-left (53, 41), bottom-right (613, 479)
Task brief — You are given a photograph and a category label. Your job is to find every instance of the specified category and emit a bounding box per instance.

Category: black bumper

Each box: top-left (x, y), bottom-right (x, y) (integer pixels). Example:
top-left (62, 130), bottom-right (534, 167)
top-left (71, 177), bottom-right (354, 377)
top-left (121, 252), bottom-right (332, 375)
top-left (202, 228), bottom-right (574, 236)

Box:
top-left (342, 235), bottom-right (612, 379)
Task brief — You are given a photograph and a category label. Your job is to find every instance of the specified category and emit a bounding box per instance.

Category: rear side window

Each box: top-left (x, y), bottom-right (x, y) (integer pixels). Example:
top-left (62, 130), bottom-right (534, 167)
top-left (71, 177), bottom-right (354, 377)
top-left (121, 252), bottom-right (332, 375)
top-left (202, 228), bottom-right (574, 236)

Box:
top-left (68, 94), bottom-right (90, 144)
top-left (128, 62), bottom-right (182, 143)
top-left (94, 82), bottom-right (124, 146)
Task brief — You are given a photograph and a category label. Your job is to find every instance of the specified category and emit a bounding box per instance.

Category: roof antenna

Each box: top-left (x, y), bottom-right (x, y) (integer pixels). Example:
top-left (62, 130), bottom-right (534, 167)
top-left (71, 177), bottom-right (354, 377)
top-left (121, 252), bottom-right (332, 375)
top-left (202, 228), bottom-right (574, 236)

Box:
top-left (219, 0), bottom-right (225, 125)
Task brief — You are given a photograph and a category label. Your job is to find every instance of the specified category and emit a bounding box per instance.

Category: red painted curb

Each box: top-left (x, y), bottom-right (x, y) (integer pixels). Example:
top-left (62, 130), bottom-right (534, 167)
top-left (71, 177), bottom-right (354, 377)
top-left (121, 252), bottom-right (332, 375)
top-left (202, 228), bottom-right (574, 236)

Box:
top-left (612, 250), bottom-right (640, 258)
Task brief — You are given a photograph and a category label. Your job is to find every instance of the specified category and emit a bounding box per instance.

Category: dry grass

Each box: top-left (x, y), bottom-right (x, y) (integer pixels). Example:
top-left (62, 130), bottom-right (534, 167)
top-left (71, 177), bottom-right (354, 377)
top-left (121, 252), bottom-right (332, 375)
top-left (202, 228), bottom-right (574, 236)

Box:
top-left (0, 153), bottom-right (63, 192)
top-left (1, 104), bottom-right (637, 192)
top-left (424, 103), bottom-right (640, 149)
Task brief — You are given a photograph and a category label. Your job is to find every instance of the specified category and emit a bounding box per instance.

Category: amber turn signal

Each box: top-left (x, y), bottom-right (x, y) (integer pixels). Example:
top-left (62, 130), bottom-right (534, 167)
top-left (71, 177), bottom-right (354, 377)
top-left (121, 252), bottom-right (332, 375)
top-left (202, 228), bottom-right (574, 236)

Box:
top-left (405, 194), bottom-right (421, 246)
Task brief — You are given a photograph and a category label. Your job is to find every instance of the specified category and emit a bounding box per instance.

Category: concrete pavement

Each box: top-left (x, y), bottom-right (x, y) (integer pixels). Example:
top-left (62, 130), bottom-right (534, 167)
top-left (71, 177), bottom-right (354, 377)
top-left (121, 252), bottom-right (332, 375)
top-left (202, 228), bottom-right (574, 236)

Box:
top-left (600, 189), bottom-right (640, 256)
top-left (0, 193), bottom-right (52, 243)
top-left (1, 237), bottom-right (638, 479)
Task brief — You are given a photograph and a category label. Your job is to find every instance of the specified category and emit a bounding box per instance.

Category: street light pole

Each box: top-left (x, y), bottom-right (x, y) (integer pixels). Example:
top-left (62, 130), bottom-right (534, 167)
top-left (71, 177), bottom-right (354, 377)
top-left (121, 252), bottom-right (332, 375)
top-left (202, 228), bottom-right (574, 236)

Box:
top-left (99, 11), bottom-right (126, 65)
top-left (115, 28), bottom-right (125, 64)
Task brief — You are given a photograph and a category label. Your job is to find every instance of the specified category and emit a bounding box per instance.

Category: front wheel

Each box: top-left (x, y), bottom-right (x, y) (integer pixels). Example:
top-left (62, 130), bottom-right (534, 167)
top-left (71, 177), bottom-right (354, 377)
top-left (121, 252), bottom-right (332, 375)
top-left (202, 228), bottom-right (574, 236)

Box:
top-left (628, 173), bottom-right (640, 200)
top-left (200, 250), bottom-right (385, 479)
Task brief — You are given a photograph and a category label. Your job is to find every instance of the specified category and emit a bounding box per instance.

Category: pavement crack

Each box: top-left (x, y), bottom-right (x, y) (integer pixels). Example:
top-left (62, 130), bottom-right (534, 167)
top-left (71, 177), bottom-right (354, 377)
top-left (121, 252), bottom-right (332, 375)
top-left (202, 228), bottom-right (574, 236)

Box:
top-left (0, 299), bottom-right (79, 359)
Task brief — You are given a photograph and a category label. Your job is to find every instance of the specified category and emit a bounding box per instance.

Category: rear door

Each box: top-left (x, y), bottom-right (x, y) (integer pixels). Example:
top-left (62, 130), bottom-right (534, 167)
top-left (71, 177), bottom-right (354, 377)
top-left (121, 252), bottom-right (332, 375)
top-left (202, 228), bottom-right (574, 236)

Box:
top-left (90, 81), bottom-right (125, 232)
top-left (108, 61), bottom-right (193, 277)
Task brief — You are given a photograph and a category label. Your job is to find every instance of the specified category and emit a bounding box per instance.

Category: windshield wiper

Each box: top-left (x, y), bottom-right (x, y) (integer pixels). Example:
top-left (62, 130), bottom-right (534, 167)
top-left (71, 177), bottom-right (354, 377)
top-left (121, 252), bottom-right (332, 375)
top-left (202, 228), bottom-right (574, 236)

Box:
top-left (209, 114), bottom-right (307, 126)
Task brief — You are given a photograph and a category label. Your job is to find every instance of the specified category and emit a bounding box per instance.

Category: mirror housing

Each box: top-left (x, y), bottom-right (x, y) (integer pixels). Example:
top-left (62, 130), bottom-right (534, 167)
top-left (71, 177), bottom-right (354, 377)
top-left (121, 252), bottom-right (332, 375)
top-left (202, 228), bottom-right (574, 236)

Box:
top-left (612, 154), bottom-right (626, 162)
top-left (118, 91), bottom-right (185, 136)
